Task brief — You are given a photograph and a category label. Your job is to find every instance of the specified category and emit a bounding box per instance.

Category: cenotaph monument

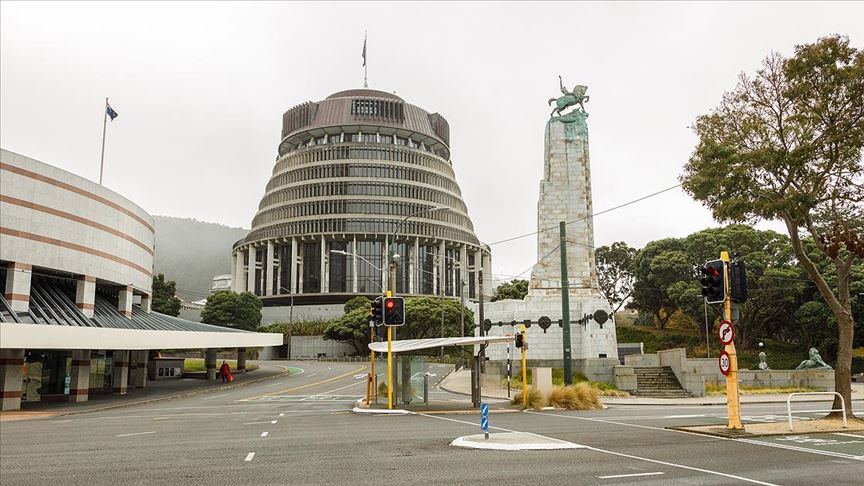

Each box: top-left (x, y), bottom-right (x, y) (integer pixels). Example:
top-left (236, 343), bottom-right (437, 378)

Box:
top-left (477, 76), bottom-right (618, 378)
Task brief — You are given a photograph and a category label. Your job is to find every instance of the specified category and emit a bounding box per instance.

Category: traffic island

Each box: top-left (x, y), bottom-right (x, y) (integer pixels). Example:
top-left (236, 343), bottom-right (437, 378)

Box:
top-left (451, 432), bottom-right (586, 451)
top-left (669, 418), bottom-right (864, 438)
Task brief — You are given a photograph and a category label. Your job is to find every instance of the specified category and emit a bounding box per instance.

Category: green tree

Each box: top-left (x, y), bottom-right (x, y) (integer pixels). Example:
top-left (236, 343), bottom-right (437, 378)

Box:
top-left (151, 273), bottom-right (181, 316)
top-left (596, 242), bottom-right (637, 313)
top-left (344, 296), bottom-right (371, 314)
top-left (681, 35), bottom-right (864, 414)
top-left (629, 238), bottom-right (691, 329)
top-left (200, 291), bottom-right (262, 331)
top-left (323, 307), bottom-right (370, 355)
top-left (491, 279), bottom-right (528, 302)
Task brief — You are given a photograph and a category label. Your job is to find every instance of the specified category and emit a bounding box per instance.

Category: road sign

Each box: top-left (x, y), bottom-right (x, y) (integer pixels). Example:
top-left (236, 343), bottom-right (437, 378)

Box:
top-left (719, 350), bottom-right (731, 376)
top-left (480, 401), bottom-right (489, 435)
top-left (718, 320), bottom-right (734, 346)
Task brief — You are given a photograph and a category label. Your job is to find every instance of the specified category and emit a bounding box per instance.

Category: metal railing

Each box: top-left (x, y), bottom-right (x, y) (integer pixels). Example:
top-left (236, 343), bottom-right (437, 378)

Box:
top-left (786, 391), bottom-right (847, 431)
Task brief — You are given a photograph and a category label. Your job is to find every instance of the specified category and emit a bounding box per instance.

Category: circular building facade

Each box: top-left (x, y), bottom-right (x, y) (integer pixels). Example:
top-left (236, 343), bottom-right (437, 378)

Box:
top-left (232, 88), bottom-right (491, 308)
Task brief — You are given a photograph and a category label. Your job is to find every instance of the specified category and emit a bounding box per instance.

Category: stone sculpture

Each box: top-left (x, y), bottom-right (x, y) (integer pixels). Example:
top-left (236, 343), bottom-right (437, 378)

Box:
top-left (795, 347), bottom-right (833, 370)
top-left (548, 75), bottom-right (589, 119)
top-left (758, 352), bottom-right (770, 371)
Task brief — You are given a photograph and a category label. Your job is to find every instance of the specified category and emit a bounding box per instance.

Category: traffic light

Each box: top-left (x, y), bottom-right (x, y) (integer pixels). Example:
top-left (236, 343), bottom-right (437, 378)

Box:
top-left (515, 333), bottom-right (524, 348)
top-left (383, 296), bottom-right (405, 326)
top-left (729, 260), bottom-right (747, 303)
top-left (700, 259), bottom-right (726, 304)
top-left (371, 296), bottom-right (383, 324)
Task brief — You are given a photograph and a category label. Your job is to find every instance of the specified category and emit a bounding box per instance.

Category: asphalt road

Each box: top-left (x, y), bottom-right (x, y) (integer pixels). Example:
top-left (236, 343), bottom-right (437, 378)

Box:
top-left (1, 361), bottom-right (863, 485)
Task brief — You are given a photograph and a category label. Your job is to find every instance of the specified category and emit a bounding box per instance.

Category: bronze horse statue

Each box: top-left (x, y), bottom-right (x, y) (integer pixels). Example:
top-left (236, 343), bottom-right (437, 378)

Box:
top-left (549, 75), bottom-right (589, 117)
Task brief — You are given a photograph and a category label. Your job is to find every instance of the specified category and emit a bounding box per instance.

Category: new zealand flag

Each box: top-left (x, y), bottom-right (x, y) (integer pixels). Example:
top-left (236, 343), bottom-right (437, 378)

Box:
top-left (106, 103), bottom-right (118, 121)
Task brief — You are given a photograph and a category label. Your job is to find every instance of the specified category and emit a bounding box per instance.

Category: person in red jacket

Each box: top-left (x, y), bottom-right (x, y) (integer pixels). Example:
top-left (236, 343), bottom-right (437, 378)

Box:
top-left (219, 361), bottom-right (232, 383)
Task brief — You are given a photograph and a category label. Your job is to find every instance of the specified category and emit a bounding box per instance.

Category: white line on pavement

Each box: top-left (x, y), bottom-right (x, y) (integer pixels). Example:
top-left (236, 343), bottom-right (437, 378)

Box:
top-left (244, 452), bottom-right (255, 462)
top-left (260, 432), bottom-right (269, 437)
top-left (116, 431), bottom-right (156, 437)
top-left (266, 382), bottom-right (281, 387)
top-left (271, 420), bottom-right (277, 424)
top-left (243, 421), bottom-right (272, 425)
top-left (834, 433), bottom-right (864, 438)
top-left (587, 446), bottom-right (778, 486)
top-left (278, 413), bottom-right (284, 417)
top-left (598, 472), bottom-right (664, 479)
top-left (202, 394), bottom-right (228, 400)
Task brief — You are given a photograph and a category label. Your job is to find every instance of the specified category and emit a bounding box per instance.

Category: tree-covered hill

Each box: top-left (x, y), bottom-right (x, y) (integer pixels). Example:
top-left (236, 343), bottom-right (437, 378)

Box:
top-left (152, 216), bottom-right (248, 301)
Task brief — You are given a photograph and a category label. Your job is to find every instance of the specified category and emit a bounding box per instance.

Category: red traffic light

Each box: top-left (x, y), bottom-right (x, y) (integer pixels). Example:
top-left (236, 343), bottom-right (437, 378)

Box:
top-left (385, 300), bottom-right (394, 309)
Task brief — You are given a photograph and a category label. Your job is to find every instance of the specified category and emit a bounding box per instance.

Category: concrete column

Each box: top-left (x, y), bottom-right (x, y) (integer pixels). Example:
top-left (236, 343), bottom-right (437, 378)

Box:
top-left (233, 249), bottom-right (246, 292)
top-left (409, 238), bottom-right (418, 294)
top-left (140, 293), bottom-right (151, 314)
top-left (351, 236), bottom-right (358, 293)
top-left (112, 350), bottom-right (129, 395)
top-left (0, 349), bottom-right (25, 411)
top-left (265, 241), bottom-right (275, 296)
top-left (460, 245), bottom-right (469, 298)
top-left (482, 251), bottom-right (493, 299)
top-left (439, 240), bottom-right (446, 296)
top-left (205, 349), bottom-right (217, 380)
top-left (69, 350), bottom-right (91, 403)
top-left (247, 247), bottom-right (257, 293)
top-left (118, 286), bottom-right (133, 318)
top-left (130, 351), bottom-right (148, 388)
top-left (290, 238), bottom-right (298, 294)
top-left (320, 237), bottom-right (328, 293)
top-left (75, 275), bottom-right (96, 317)
top-left (237, 348), bottom-right (247, 373)
top-left (474, 250), bottom-right (482, 300)
top-left (4, 262), bottom-right (32, 313)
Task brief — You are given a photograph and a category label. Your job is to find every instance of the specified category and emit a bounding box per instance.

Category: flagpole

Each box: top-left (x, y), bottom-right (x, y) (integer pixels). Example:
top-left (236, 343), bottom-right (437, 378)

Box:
top-left (363, 31), bottom-right (368, 88)
top-left (99, 97), bottom-right (108, 185)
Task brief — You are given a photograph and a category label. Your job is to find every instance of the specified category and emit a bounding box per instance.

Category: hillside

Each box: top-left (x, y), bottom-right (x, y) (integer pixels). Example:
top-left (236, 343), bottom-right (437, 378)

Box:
top-left (152, 216), bottom-right (248, 301)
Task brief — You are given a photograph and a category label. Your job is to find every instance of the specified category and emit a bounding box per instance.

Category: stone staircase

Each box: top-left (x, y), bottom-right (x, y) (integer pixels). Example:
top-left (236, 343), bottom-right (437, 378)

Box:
top-left (633, 366), bottom-right (691, 398)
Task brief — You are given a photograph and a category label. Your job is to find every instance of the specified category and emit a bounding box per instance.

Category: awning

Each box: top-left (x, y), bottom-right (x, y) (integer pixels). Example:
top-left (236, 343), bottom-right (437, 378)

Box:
top-left (368, 335), bottom-right (515, 353)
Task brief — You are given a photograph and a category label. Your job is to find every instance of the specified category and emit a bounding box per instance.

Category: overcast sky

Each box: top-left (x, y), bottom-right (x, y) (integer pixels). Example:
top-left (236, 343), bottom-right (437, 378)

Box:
top-left (2, 1), bottom-right (862, 281)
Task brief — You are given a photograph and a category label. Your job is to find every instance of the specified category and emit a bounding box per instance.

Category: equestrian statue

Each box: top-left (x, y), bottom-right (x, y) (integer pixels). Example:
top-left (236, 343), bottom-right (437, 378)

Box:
top-left (549, 75), bottom-right (589, 117)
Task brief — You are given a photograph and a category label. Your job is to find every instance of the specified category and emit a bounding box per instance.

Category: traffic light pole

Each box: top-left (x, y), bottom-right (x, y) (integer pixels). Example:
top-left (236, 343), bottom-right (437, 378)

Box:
top-left (520, 325), bottom-right (527, 405)
top-left (721, 251), bottom-right (743, 430)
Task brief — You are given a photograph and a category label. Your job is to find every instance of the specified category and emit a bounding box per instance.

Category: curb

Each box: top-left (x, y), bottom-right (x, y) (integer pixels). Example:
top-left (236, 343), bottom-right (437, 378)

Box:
top-left (48, 365), bottom-right (297, 417)
top-left (451, 432), bottom-right (586, 451)
top-left (351, 399), bottom-right (414, 415)
top-left (604, 396), bottom-right (864, 407)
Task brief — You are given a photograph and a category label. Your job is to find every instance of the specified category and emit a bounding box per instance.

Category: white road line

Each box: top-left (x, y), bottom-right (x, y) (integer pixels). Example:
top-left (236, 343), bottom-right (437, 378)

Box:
top-left (587, 446), bottom-right (778, 485)
top-left (243, 421), bottom-right (272, 425)
top-left (266, 382), bottom-right (281, 387)
top-left (260, 432), bottom-right (269, 437)
top-left (271, 420), bottom-right (278, 424)
top-left (116, 431), bottom-right (156, 437)
top-left (278, 413), bottom-right (284, 417)
top-left (202, 394), bottom-right (228, 400)
top-left (51, 420), bottom-right (72, 424)
top-left (598, 472), bottom-right (664, 479)
top-left (528, 411), bottom-right (864, 461)
top-left (834, 433), bottom-right (864, 438)
top-left (417, 412), bottom-right (516, 432)
top-left (304, 378), bottom-right (366, 399)
top-left (244, 452), bottom-right (255, 462)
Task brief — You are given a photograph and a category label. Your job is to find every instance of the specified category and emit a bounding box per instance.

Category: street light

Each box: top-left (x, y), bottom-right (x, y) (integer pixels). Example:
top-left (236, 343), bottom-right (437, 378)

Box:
top-left (388, 206), bottom-right (448, 293)
top-left (329, 249), bottom-right (387, 292)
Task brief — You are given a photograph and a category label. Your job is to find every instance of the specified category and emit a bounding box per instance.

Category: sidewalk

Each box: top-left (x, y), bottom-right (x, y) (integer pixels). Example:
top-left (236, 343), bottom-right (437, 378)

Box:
top-left (0, 361), bottom-right (294, 421)
top-left (439, 369), bottom-right (864, 406)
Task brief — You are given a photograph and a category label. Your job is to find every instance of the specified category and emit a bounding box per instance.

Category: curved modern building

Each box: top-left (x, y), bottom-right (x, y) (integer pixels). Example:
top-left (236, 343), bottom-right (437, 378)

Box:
top-left (232, 88), bottom-right (491, 310)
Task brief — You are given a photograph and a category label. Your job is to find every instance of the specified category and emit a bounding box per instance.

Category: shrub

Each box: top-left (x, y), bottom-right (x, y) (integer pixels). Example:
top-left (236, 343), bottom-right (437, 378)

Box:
top-left (512, 386), bottom-right (546, 410)
top-left (571, 382), bottom-right (603, 410)
top-left (548, 386), bottom-right (579, 409)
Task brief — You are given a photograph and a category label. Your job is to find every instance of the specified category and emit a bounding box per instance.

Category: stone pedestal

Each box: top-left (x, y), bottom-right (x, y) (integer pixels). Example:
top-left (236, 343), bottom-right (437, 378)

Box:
top-left (205, 349), bottom-right (217, 380)
top-left (237, 348), bottom-right (247, 372)
top-left (475, 113), bottom-right (617, 363)
top-left (532, 367), bottom-right (553, 396)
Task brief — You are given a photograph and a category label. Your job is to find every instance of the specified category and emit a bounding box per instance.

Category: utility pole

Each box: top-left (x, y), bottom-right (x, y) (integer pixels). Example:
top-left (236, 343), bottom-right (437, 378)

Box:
top-left (478, 266), bottom-right (485, 373)
top-left (459, 276), bottom-right (465, 338)
top-left (560, 222), bottom-right (573, 385)
top-left (721, 251), bottom-right (743, 430)
top-left (439, 257), bottom-right (444, 358)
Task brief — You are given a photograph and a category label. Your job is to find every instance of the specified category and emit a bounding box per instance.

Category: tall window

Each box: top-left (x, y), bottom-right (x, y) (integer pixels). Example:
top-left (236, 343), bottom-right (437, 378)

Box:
top-left (355, 240), bottom-right (383, 293)
top-left (392, 242), bottom-right (410, 294)
top-left (379, 134), bottom-right (393, 144)
top-left (328, 240), bottom-right (350, 293)
top-left (302, 242), bottom-right (321, 293)
top-left (278, 246), bottom-right (292, 294)
top-left (417, 245), bottom-right (435, 295)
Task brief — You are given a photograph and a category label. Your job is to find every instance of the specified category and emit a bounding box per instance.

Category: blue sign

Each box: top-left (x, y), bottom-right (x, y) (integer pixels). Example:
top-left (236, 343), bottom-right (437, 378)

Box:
top-left (480, 401), bottom-right (489, 432)
top-left (480, 417), bottom-right (489, 432)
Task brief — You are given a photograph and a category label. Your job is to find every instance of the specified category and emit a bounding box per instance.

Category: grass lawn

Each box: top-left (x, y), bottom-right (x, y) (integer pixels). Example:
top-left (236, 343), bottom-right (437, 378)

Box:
top-left (182, 359), bottom-right (258, 373)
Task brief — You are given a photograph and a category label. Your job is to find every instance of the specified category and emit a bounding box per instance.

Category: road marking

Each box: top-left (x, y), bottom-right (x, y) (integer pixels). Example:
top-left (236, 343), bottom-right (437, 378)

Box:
top-left (244, 366), bottom-right (366, 399)
top-left (835, 433), bottom-right (864, 438)
top-left (243, 421), bottom-right (272, 425)
top-left (266, 382), bottom-right (281, 387)
top-left (202, 394), bottom-right (228, 400)
top-left (417, 412), bottom-right (516, 432)
top-left (278, 413), bottom-right (284, 417)
top-left (528, 411), bottom-right (864, 461)
top-left (271, 420), bottom-right (278, 424)
top-left (51, 420), bottom-right (72, 424)
top-left (244, 452), bottom-right (255, 462)
top-left (260, 432), bottom-right (269, 437)
top-left (598, 472), bottom-right (664, 479)
top-left (587, 446), bottom-right (778, 485)
top-left (116, 431), bottom-right (156, 437)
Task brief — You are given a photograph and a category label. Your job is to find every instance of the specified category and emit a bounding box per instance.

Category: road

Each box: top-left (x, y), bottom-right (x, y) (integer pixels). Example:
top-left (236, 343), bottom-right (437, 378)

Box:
top-left (1, 361), bottom-right (862, 485)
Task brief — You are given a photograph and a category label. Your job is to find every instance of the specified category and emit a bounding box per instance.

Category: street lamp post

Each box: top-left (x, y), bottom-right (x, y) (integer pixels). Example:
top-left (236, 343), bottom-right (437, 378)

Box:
top-left (278, 286), bottom-right (294, 360)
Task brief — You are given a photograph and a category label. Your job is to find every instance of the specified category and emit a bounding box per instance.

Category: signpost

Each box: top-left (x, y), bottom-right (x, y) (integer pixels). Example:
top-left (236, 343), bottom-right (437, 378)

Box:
top-left (718, 350), bottom-right (731, 376)
top-left (480, 401), bottom-right (489, 439)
